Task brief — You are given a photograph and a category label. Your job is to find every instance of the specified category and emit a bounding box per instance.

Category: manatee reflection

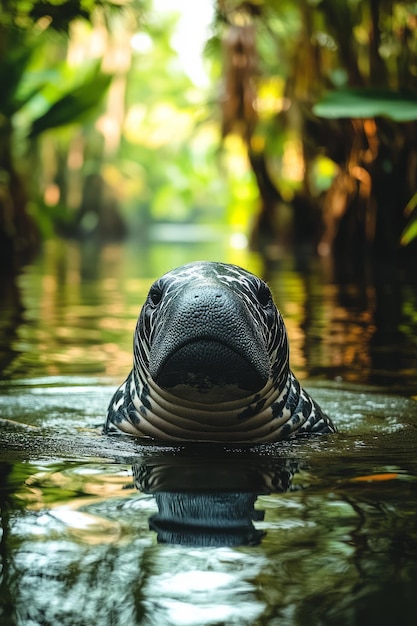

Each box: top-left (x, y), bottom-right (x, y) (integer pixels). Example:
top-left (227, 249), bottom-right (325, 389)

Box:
top-left (132, 453), bottom-right (303, 547)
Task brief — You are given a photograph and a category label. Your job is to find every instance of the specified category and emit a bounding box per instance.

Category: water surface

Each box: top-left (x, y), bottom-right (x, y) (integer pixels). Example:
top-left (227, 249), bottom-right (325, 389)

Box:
top-left (1, 239), bottom-right (417, 626)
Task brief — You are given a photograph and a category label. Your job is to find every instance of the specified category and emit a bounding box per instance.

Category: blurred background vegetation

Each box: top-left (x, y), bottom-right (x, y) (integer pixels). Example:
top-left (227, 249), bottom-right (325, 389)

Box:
top-left (1, 0), bottom-right (417, 276)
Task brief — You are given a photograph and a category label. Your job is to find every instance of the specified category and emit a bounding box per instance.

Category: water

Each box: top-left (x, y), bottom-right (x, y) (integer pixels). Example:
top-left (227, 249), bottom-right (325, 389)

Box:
top-left (1, 239), bottom-right (417, 626)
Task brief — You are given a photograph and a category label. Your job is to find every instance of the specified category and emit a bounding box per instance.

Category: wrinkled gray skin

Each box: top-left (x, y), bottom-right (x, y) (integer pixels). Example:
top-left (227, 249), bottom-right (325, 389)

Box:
top-left (104, 261), bottom-right (336, 442)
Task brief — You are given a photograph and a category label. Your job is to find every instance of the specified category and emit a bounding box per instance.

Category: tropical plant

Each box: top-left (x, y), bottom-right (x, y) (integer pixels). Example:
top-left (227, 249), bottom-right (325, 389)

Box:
top-left (211, 0), bottom-right (417, 267)
top-left (0, 0), bottom-right (133, 272)
top-left (401, 192), bottom-right (417, 246)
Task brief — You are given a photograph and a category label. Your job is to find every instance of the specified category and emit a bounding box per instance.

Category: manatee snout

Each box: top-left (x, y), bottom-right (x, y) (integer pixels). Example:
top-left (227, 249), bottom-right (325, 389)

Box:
top-left (149, 282), bottom-right (270, 395)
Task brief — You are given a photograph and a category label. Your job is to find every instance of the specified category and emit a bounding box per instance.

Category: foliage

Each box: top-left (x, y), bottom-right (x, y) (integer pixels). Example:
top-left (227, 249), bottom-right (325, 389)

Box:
top-left (313, 89), bottom-right (417, 123)
top-left (3, 0), bottom-right (417, 269)
top-left (401, 192), bottom-right (417, 246)
top-left (0, 0), bottom-right (126, 32)
top-left (0, 44), bottom-right (43, 117)
top-left (1, 0), bottom-right (256, 254)
top-left (0, 0), bottom-right (142, 271)
top-left (0, 37), bottom-right (112, 137)
top-left (210, 0), bottom-right (417, 261)
top-left (28, 64), bottom-right (113, 138)
top-left (114, 7), bottom-right (257, 234)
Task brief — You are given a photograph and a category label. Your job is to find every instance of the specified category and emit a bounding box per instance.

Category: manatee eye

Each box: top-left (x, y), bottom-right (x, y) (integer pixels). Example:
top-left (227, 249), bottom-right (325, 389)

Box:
top-left (256, 283), bottom-right (272, 307)
top-left (149, 285), bottom-right (162, 307)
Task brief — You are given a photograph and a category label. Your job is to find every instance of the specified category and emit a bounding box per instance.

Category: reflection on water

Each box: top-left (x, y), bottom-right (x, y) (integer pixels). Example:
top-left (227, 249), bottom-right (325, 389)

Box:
top-left (133, 453), bottom-right (299, 547)
top-left (1, 238), bottom-right (417, 625)
top-left (1, 239), bottom-right (262, 380)
top-left (1, 238), bottom-right (416, 392)
top-left (1, 443), bottom-right (417, 626)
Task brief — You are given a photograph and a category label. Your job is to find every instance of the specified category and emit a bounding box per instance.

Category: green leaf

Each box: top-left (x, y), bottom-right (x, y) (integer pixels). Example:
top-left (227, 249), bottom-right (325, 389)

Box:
top-left (401, 215), bottom-right (417, 246)
top-left (28, 68), bottom-right (112, 138)
top-left (401, 193), bottom-right (417, 246)
top-left (0, 46), bottom-right (35, 116)
top-left (404, 191), bottom-right (417, 218)
top-left (313, 89), bottom-right (417, 122)
top-left (13, 82), bottom-right (47, 114)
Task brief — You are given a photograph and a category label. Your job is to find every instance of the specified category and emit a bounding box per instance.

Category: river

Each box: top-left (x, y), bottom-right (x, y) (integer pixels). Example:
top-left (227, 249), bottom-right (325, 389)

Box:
top-left (1, 237), bottom-right (416, 626)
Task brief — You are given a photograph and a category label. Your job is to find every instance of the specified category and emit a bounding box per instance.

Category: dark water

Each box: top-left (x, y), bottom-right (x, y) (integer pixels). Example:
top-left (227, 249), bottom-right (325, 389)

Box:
top-left (1, 239), bottom-right (417, 626)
